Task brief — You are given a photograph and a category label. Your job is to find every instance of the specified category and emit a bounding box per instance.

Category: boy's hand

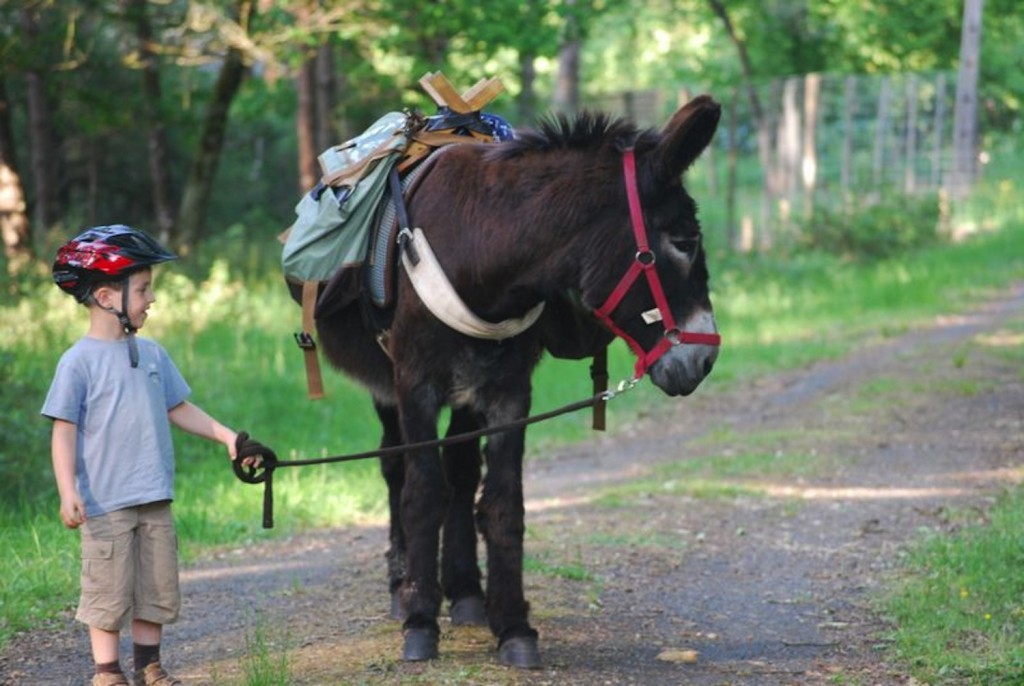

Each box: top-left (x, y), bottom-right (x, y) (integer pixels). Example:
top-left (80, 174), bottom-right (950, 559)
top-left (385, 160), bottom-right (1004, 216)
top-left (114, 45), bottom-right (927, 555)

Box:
top-left (234, 431), bottom-right (275, 470)
top-left (59, 496), bottom-right (86, 529)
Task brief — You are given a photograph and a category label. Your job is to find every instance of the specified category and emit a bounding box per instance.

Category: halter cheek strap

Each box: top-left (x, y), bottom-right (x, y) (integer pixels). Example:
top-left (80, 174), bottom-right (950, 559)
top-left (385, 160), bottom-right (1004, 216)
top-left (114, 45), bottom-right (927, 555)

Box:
top-left (592, 148), bottom-right (721, 380)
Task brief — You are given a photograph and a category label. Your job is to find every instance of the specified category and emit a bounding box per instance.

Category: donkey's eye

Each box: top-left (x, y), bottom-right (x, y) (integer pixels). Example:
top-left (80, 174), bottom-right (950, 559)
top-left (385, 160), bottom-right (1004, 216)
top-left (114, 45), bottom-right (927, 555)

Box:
top-left (669, 235), bottom-right (701, 257)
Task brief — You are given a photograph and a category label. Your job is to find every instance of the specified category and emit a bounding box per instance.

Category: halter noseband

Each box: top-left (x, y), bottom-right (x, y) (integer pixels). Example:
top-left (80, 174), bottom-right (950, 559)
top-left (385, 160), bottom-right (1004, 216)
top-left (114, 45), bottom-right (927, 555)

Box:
top-left (593, 148), bottom-right (721, 380)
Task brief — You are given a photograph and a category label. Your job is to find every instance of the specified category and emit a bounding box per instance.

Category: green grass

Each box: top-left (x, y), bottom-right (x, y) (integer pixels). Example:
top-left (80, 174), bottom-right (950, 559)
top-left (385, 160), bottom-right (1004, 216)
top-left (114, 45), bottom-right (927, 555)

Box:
top-left (883, 488), bottom-right (1024, 685)
top-left (239, 618), bottom-right (292, 686)
top-left (1, 171), bottom-right (1023, 674)
top-left (0, 512), bottom-right (79, 635)
top-left (523, 553), bottom-right (595, 582)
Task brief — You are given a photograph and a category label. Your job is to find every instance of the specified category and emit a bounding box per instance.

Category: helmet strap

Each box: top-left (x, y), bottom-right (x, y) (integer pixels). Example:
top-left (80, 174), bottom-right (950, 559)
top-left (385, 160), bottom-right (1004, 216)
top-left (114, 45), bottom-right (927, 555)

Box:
top-left (126, 331), bottom-right (139, 368)
top-left (88, 280), bottom-right (139, 367)
top-left (118, 279), bottom-right (140, 368)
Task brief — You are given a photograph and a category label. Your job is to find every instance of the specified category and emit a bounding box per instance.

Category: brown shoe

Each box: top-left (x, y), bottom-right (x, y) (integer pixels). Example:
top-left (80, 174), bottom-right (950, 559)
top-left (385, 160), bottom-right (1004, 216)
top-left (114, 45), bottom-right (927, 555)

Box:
top-left (133, 662), bottom-right (181, 686)
top-left (92, 674), bottom-right (129, 686)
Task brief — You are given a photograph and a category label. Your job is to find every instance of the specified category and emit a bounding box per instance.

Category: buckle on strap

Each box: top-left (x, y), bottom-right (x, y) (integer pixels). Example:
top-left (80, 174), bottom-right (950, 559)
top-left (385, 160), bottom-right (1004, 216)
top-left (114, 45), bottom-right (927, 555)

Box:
top-left (294, 332), bottom-right (316, 350)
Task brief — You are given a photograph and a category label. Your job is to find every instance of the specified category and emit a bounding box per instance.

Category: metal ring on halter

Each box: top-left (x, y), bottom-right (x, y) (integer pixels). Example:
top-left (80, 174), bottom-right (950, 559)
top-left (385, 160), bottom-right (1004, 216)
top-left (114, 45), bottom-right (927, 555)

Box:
top-left (635, 249), bottom-right (656, 266)
top-left (665, 328), bottom-right (682, 345)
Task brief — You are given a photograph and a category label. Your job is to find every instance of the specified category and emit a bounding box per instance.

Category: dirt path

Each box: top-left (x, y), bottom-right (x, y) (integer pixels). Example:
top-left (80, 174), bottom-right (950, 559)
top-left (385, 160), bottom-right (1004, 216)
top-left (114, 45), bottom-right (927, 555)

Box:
top-left (4, 285), bottom-right (1022, 685)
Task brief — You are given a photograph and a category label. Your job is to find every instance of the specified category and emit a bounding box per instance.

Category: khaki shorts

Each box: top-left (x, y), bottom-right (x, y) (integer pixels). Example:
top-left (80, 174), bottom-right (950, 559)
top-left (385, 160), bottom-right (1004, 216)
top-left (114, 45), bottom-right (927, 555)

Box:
top-left (76, 501), bottom-right (180, 631)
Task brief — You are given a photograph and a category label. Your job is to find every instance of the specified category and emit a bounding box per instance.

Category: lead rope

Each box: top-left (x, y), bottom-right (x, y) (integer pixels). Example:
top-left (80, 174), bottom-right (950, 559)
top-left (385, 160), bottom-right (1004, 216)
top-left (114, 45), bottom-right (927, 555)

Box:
top-left (233, 377), bottom-right (639, 528)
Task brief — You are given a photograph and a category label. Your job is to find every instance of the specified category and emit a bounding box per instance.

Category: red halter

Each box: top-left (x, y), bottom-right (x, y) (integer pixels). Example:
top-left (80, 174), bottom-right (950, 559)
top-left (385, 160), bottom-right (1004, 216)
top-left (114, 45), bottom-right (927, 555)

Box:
top-left (593, 148), bottom-right (722, 380)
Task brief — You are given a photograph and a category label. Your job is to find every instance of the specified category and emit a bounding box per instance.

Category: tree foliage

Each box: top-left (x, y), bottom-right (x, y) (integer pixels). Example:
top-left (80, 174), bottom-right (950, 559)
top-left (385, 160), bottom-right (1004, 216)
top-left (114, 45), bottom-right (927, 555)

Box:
top-left (0, 0), bottom-right (1018, 272)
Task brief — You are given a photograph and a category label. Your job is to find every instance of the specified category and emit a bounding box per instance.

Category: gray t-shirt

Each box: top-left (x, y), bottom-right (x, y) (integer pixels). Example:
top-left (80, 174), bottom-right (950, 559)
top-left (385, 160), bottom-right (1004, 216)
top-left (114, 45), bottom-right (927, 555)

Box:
top-left (41, 336), bottom-right (191, 517)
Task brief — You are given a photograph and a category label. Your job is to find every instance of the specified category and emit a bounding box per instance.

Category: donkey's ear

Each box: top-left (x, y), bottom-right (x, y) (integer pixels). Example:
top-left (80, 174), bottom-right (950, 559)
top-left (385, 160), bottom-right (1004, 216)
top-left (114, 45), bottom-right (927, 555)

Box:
top-left (654, 95), bottom-right (722, 178)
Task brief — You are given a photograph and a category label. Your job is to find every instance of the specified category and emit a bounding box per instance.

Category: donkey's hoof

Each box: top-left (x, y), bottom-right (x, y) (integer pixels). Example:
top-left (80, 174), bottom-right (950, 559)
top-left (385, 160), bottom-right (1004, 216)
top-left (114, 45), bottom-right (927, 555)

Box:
top-left (450, 595), bottom-right (487, 626)
top-left (402, 627), bottom-right (439, 662)
top-left (498, 635), bottom-right (541, 669)
top-left (390, 592), bottom-right (406, 621)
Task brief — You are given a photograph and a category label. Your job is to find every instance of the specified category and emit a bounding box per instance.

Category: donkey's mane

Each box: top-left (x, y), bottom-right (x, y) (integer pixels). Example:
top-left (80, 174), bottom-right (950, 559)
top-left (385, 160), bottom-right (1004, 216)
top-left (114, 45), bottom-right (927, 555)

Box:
top-left (489, 110), bottom-right (653, 160)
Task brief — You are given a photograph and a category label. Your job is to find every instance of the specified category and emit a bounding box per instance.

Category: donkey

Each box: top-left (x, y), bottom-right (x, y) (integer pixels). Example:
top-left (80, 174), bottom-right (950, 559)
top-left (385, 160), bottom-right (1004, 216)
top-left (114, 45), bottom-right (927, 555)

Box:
top-left (314, 95), bottom-right (722, 667)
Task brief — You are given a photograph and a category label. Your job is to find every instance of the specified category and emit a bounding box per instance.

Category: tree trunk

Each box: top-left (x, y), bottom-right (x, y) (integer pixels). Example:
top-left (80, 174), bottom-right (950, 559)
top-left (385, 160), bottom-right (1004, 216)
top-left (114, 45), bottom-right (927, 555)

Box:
top-left (931, 73), bottom-right (947, 188)
top-left (125, 0), bottom-right (175, 245)
top-left (87, 137), bottom-right (101, 225)
top-left (518, 50), bottom-right (538, 125)
top-left (314, 43), bottom-right (337, 153)
top-left (725, 87), bottom-right (739, 251)
top-left (951, 0), bottom-right (984, 198)
top-left (707, 0), bottom-right (777, 249)
top-left (293, 0), bottom-right (317, 194)
top-left (296, 58), bottom-right (317, 193)
top-left (758, 81), bottom-right (781, 249)
top-left (175, 0), bottom-right (253, 252)
top-left (0, 75), bottom-right (32, 274)
top-left (777, 76), bottom-right (800, 229)
top-left (20, 7), bottom-right (55, 240)
top-left (334, 41), bottom-right (355, 141)
top-left (802, 73), bottom-right (820, 220)
top-left (553, 6), bottom-right (581, 116)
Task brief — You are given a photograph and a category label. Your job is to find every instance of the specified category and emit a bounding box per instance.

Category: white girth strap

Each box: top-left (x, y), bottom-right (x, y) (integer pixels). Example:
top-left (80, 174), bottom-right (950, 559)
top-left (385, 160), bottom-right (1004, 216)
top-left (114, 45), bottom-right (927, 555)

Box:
top-left (400, 227), bottom-right (545, 340)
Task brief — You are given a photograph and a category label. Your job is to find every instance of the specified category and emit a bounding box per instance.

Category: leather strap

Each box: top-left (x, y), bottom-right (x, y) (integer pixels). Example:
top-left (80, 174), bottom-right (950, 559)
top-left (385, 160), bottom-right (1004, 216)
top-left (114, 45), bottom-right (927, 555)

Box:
top-left (590, 346), bottom-right (608, 431)
top-left (412, 130), bottom-right (492, 147)
top-left (299, 280), bottom-right (325, 399)
top-left (398, 131), bottom-right (490, 173)
top-left (401, 227), bottom-right (545, 340)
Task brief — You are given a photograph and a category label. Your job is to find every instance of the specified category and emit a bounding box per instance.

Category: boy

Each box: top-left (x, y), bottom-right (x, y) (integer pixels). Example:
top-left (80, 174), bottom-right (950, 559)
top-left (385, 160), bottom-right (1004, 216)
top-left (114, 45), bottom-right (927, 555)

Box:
top-left (41, 225), bottom-right (272, 686)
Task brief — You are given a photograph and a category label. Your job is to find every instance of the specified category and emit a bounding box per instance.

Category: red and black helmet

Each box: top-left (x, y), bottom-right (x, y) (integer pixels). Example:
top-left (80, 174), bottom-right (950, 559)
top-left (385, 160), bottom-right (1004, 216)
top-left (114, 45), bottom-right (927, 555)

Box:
top-left (53, 225), bottom-right (177, 302)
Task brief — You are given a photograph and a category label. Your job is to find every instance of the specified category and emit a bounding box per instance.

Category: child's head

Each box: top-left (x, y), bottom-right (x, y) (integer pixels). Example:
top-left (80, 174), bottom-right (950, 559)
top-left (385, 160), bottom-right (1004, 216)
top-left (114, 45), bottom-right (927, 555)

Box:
top-left (53, 225), bottom-right (176, 332)
top-left (89, 268), bottom-right (157, 331)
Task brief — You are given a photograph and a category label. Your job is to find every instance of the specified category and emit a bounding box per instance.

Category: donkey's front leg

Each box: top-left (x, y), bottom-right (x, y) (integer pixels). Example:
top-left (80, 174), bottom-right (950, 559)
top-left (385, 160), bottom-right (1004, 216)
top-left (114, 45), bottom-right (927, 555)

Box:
top-left (396, 389), bottom-right (449, 661)
top-left (475, 418), bottom-right (541, 669)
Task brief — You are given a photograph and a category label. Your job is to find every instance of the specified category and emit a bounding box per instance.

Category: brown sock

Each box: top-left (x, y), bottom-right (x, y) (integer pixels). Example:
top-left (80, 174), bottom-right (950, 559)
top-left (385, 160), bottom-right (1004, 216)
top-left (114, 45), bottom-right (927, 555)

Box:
top-left (95, 660), bottom-right (123, 675)
top-left (133, 643), bottom-right (160, 669)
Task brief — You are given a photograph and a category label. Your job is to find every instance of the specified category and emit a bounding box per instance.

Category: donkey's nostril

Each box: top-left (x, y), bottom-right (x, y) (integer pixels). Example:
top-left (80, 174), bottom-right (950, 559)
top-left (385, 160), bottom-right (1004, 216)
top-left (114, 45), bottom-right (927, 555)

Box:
top-left (702, 358), bottom-right (714, 376)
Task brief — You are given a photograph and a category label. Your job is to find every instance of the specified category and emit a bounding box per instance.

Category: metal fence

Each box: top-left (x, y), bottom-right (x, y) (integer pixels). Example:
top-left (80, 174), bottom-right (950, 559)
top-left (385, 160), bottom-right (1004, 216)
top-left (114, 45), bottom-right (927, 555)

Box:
top-left (588, 71), bottom-right (961, 250)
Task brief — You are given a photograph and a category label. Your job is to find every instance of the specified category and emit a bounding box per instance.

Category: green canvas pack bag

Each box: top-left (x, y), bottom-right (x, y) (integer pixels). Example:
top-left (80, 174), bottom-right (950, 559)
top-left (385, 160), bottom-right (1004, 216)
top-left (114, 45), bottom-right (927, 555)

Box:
top-left (282, 111), bottom-right (411, 283)
top-left (282, 111), bottom-right (411, 399)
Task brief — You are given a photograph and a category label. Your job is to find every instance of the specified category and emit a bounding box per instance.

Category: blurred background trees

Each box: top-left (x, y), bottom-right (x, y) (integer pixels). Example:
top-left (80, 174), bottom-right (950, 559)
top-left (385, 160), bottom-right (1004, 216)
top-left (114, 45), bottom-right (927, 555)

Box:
top-left (0, 0), bottom-right (1019, 277)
